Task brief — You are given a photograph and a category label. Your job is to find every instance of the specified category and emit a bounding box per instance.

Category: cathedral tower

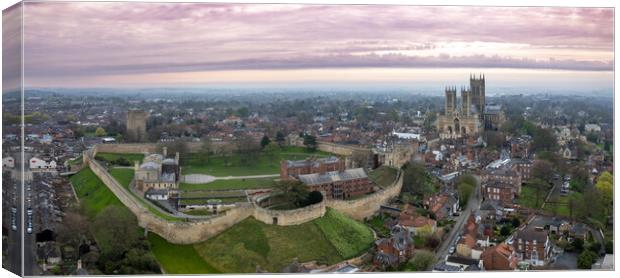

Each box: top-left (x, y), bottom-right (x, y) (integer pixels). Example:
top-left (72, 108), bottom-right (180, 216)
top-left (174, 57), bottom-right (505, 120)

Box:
top-left (445, 87), bottom-right (457, 116)
top-left (470, 74), bottom-right (485, 120)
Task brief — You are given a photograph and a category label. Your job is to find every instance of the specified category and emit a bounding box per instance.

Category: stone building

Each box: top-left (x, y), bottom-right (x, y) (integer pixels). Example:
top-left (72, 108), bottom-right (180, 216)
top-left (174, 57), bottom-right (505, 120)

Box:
top-left (297, 168), bottom-right (372, 200)
top-left (126, 109), bottom-right (149, 142)
top-left (280, 156), bottom-right (345, 180)
top-left (436, 76), bottom-right (484, 139)
top-left (134, 148), bottom-right (180, 195)
top-left (483, 104), bottom-right (506, 131)
top-left (512, 226), bottom-right (551, 267)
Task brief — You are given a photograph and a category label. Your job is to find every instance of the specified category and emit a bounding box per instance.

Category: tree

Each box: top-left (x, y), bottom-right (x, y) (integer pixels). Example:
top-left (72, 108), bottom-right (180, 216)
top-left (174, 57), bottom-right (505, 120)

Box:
top-left (236, 134), bottom-right (260, 166)
top-left (275, 131), bottom-right (286, 147)
top-left (303, 134), bottom-right (317, 152)
top-left (304, 191), bottom-right (324, 206)
top-left (197, 140), bottom-right (211, 164)
top-left (55, 210), bottom-right (89, 254)
top-left (529, 178), bottom-right (548, 208)
top-left (95, 127), bottom-right (107, 137)
top-left (532, 160), bottom-right (554, 184)
top-left (456, 174), bottom-right (476, 207)
top-left (91, 206), bottom-right (140, 261)
top-left (405, 250), bottom-right (436, 271)
top-left (350, 150), bottom-right (369, 169)
top-left (595, 171), bottom-right (613, 211)
top-left (260, 135), bottom-right (271, 149)
top-left (532, 128), bottom-right (558, 152)
top-left (572, 238), bottom-right (585, 253)
top-left (577, 250), bottom-right (597, 269)
top-left (274, 180), bottom-right (310, 207)
top-left (263, 142), bottom-right (280, 166)
top-left (500, 225), bottom-right (511, 236)
top-left (402, 162), bottom-right (436, 197)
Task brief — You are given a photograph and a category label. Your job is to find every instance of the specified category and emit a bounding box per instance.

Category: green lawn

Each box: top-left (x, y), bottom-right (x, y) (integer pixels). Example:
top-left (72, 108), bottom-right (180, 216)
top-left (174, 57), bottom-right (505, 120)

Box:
top-left (147, 233), bottom-right (221, 274)
top-left (95, 152), bottom-right (145, 163)
top-left (180, 178), bottom-right (277, 191)
top-left (368, 166), bottom-right (398, 188)
top-left (516, 184), bottom-right (548, 209)
top-left (70, 168), bottom-right (124, 218)
top-left (314, 208), bottom-right (374, 259)
top-left (366, 214), bottom-right (390, 237)
top-left (544, 191), bottom-right (583, 217)
top-left (192, 209), bottom-right (372, 273)
top-left (183, 147), bottom-right (332, 176)
top-left (180, 197), bottom-right (247, 205)
top-left (109, 168), bottom-right (135, 189)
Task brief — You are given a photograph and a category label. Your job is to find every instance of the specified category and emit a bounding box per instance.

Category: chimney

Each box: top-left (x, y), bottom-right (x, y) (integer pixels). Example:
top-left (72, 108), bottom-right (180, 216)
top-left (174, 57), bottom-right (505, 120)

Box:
top-left (77, 259), bottom-right (82, 270)
top-left (163, 146), bottom-right (168, 157)
top-left (175, 152), bottom-right (179, 164)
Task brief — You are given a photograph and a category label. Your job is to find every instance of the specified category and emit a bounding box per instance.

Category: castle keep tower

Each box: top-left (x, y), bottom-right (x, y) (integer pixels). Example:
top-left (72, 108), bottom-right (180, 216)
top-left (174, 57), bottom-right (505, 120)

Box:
top-left (126, 109), bottom-right (149, 142)
top-left (470, 74), bottom-right (485, 120)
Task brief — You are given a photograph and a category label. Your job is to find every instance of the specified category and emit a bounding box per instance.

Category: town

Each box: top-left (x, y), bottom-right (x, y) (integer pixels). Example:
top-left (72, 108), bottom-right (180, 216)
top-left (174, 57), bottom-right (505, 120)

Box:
top-left (1, 75), bottom-right (614, 274)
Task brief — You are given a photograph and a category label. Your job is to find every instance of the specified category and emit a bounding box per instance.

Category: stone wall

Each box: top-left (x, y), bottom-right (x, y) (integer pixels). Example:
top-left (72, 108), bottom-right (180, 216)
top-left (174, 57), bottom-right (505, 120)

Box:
top-left (93, 143), bottom-right (158, 156)
top-left (84, 149), bottom-right (253, 244)
top-left (253, 200), bottom-right (326, 226)
top-left (316, 141), bottom-right (371, 156)
top-left (325, 170), bottom-right (403, 220)
top-left (83, 143), bottom-right (402, 244)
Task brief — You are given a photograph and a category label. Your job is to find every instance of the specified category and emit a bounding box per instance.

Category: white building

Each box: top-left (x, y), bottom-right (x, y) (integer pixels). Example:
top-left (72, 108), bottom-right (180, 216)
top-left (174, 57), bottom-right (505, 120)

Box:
top-left (584, 124), bottom-right (601, 133)
top-left (29, 157), bottom-right (57, 170)
top-left (3, 156), bottom-right (15, 168)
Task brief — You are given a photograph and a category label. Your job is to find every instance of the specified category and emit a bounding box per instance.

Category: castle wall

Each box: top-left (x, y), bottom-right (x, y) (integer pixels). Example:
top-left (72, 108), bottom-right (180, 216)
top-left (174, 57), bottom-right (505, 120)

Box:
top-left (325, 170), bottom-right (403, 220)
top-left (253, 200), bottom-right (326, 226)
top-left (81, 143), bottom-right (401, 244)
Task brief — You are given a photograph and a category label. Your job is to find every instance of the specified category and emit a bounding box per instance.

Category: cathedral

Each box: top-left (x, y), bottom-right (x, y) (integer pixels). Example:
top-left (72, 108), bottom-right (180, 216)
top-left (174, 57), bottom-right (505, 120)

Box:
top-left (436, 75), bottom-right (487, 139)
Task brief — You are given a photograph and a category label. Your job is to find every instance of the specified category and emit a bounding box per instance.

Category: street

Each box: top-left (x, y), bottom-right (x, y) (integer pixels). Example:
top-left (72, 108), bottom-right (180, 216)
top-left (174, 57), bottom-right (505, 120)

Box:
top-left (433, 175), bottom-right (482, 267)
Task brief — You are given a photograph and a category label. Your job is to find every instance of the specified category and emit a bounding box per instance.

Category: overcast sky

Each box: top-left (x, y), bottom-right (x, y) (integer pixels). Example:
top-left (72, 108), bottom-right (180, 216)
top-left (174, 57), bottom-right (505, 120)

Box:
top-left (3, 2), bottom-right (614, 91)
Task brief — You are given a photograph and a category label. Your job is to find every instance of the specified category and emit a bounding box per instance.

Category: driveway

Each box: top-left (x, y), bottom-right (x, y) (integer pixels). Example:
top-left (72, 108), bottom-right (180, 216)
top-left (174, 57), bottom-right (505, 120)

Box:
top-left (182, 174), bottom-right (280, 184)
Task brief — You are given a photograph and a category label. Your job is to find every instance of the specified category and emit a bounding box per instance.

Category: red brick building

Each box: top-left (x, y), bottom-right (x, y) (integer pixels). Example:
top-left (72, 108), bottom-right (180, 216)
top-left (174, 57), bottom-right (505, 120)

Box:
top-left (481, 167), bottom-right (522, 194)
top-left (512, 227), bottom-right (551, 267)
top-left (297, 168), bottom-right (372, 200)
top-left (482, 181), bottom-right (516, 205)
top-left (373, 225), bottom-right (414, 268)
top-left (481, 243), bottom-right (518, 270)
top-left (280, 156), bottom-right (345, 180)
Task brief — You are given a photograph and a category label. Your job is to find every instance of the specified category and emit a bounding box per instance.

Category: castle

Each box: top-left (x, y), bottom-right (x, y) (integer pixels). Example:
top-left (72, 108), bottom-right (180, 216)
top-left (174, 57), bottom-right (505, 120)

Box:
top-left (436, 74), bottom-right (504, 139)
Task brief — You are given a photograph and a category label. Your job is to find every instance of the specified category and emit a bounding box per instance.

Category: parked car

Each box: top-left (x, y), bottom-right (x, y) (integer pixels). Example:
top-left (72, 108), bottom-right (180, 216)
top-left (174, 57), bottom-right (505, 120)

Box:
top-left (449, 246), bottom-right (456, 254)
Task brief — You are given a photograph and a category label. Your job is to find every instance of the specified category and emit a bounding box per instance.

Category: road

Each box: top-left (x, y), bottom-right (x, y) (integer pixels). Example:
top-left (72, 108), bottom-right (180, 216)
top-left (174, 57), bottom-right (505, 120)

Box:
top-left (6, 151), bottom-right (41, 276)
top-left (433, 175), bottom-right (482, 266)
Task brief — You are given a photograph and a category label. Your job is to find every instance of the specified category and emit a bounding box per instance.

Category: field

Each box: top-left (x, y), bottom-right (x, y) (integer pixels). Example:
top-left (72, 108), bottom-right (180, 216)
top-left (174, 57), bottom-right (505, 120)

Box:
top-left (189, 209), bottom-right (374, 273)
top-left (95, 152), bottom-right (145, 163)
top-left (147, 233), bottom-right (220, 274)
top-left (69, 168), bottom-right (125, 218)
top-left (179, 177), bottom-right (276, 190)
top-left (183, 146), bottom-right (331, 176)
top-left (368, 166), bottom-right (398, 188)
top-left (313, 208), bottom-right (374, 259)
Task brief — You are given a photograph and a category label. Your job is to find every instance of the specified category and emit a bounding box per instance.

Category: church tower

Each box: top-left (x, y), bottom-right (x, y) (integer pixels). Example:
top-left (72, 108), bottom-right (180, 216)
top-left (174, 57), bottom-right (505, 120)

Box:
top-left (445, 87), bottom-right (457, 116)
top-left (461, 87), bottom-right (472, 116)
top-left (470, 74), bottom-right (485, 120)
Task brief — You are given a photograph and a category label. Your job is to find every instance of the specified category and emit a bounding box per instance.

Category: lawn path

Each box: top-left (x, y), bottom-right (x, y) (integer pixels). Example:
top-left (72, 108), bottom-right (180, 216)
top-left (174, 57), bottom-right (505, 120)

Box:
top-left (182, 174), bottom-right (279, 184)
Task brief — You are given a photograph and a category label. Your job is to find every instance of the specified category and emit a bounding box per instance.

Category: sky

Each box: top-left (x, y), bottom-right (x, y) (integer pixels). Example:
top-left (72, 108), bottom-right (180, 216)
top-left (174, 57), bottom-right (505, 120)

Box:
top-left (3, 2), bottom-right (615, 92)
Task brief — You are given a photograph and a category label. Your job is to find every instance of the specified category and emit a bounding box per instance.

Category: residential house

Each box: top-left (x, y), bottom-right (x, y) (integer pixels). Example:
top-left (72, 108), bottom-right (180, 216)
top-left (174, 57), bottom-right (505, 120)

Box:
top-left (511, 226), bottom-right (551, 267)
top-left (482, 181), bottom-right (516, 205)
top-left (480, 243), bottom-right (518, 270)
top-left (373, 225), bottom-right (415, 269)
top-left (424, 192), bottom-right (459, 220)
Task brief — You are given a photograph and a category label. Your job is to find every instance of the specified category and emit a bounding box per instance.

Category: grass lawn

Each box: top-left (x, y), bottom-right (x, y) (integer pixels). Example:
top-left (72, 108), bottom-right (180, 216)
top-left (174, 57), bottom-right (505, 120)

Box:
top-left (314, 208), bottom-right (375, 259)
top-left (193, 216), bottom-right (346, 273)
top-left (544, 191), bottom-right (583, 217)
top-left (516, 184), bottom-right (547, 209)
top-left (70, 168), bottom-right (124, 218)
top-left (179, 178), bottom-right (276, 191)
top-left (183, 147), bottom-right (332, 176)
top-left (147, 233), bottom-right (221, 274)
top-left (366, 214), bottom-right (391, 237)
top-left (368, 166), bottom-right (398, 188)
top-left (180, 197), bottom-right (247, 205)
top-left (95, 152), bottom-right (145, 163)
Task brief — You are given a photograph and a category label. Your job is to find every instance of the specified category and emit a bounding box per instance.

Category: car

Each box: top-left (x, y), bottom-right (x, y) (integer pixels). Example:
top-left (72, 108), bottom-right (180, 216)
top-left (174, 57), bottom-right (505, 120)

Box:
top-left (26, 226), bottom-right (33, 234)
top-left (10, 207), bottom-right (17, 213)
top-left (27, 208), bottom-right (33, 216)
top-left (449, 245), bottom-right (456, 254)
top-left (452, 212), bottom-right (461, 217)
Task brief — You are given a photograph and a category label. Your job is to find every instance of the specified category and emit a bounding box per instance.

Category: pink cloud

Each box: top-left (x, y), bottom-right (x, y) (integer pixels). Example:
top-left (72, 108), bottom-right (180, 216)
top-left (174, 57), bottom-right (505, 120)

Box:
top-left (18, 2), bottom-right (614, 86)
